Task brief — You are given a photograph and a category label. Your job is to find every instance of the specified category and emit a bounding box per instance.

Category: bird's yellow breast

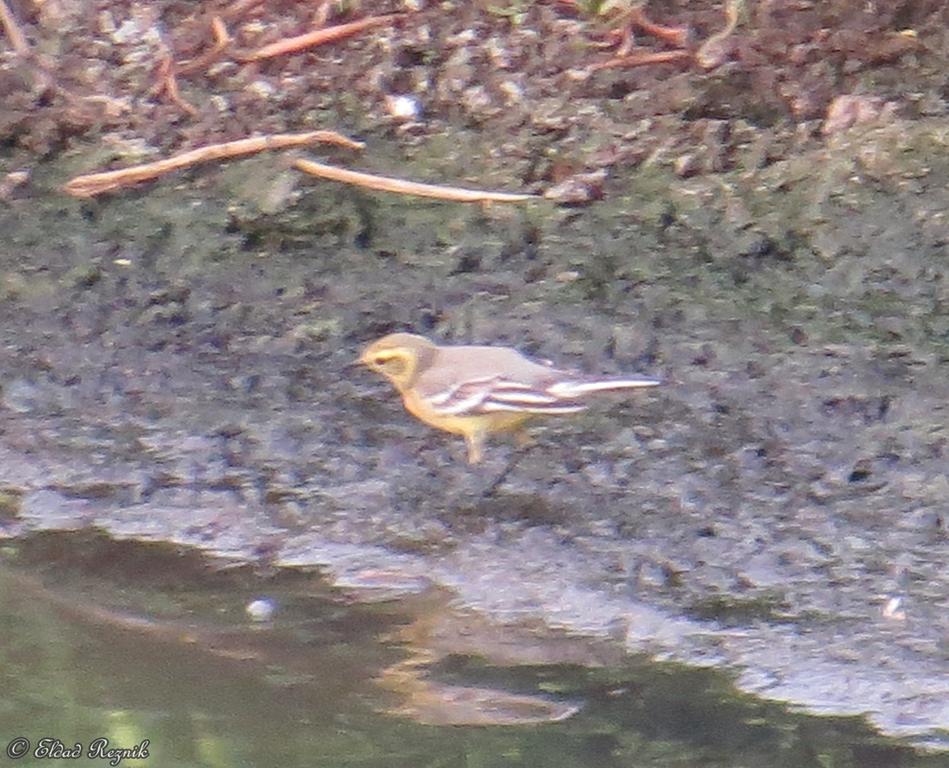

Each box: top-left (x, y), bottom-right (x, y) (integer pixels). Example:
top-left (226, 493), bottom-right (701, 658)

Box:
top-left (401, 390), bottom-right (532, 437)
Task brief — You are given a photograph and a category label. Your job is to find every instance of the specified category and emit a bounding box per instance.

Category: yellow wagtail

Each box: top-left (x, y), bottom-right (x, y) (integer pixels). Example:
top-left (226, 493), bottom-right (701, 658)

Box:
top-left (358, 332), bottom-right (660, 463)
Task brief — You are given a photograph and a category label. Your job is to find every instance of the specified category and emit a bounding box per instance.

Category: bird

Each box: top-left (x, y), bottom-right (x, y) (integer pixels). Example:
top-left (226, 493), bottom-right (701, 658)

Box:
top-left (358, 332), bottom-right (660, 464)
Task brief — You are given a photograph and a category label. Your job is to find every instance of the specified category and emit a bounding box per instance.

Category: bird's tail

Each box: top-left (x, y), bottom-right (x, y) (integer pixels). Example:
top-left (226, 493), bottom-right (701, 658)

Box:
top-left (548, 376), bottom-right (661, 398)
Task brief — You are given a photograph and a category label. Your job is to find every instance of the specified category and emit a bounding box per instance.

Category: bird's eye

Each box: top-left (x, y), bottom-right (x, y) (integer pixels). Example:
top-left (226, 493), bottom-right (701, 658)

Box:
top-left (368, 353), bottom-right (407, 377)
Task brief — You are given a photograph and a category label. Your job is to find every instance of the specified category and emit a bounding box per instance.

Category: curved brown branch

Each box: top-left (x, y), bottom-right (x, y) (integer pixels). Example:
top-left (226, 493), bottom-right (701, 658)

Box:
top-left (177, 16), bottom-right (232, 76)
top-left (627, 6), bottom-right (690, 49)
top-left (154, 53), bottom-right (199, 116)
top-left (64, 131), bottom-right (364, 198)
top-left (246, 13), bottom-right (403, 61)
top-left (0, 0), bottom-right (29, 54)
top-left (589, 49), bottom-right (691, 73)
top-left (696, 0), bottom-right (744, 70)
top-left (293, 158), bottom-right (536, 203)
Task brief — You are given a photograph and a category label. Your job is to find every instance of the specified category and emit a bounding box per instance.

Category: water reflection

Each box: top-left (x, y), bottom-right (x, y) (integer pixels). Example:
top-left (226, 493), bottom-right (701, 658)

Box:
top-left (0, 532), bottom-right (941, 768)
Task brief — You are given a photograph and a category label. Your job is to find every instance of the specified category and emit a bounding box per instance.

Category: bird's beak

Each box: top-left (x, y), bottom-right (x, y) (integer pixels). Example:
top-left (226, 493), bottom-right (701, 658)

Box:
top-left (345, 355), bottom-right (367, 371)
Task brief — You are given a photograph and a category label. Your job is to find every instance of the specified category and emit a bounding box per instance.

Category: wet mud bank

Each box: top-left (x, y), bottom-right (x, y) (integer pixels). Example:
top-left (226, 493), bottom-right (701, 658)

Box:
top-left (2, 114), bottom-right (947, 749)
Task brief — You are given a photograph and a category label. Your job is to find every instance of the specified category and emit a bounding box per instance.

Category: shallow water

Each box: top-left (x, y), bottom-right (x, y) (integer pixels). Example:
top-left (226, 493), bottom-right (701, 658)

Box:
top-left (0, 532), bottom-right (942, 768)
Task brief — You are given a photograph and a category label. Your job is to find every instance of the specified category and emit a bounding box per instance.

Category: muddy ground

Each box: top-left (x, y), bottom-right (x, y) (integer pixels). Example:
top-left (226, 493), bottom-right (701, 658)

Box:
top-left (1, 0), bottom-right (948, 750)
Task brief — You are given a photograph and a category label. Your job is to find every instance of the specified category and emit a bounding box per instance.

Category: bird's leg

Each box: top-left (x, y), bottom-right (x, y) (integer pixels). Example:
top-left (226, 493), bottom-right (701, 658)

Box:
top-left (464, 431), bottom-right (485, 464)
top-left (480, 448), bottom-right (525, 499)
top-left (480, 427), bottom-right (532, 498)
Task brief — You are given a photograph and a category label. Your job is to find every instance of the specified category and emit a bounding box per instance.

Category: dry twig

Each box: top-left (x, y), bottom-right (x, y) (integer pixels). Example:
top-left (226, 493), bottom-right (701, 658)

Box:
top-left (0, 0), bottom-right (29, 54)
top-left (696, 0), bottom-right (743, 70)
top-left (153, 53), bottom-right (199, 115)
top-left (177, 16), bottom-right (232, 75)
top-left (589, 49), bottom-right (691, 73)
top-left (292, 158), bottom-right (536, 203)
top-left (627, 6), bottom-right (690, 49)
top-left (220, 0), bottom-right (266, 22)
top-left (64, 131), bottom-right (364, 198)
top-left (246, 13), bottom-right (403, 61)
top-left (583, 2), bottom-right (691, 72)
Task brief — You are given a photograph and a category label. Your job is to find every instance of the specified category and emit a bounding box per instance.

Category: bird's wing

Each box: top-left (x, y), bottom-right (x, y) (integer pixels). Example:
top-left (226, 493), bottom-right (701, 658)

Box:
top-left (423, 376), bottom-right (586, 416)
top-left (417, 345), bottom-right (658, 417)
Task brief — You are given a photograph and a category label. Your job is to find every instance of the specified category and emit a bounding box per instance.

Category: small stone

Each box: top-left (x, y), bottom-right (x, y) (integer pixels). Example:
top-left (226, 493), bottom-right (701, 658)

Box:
top-left (385, 93), bottom-right (421, 121)
top-left (822, 94), bottom-right (894, 135)
top-left (246, 598), bottom-right (276, 622)
top-left (674, 154), bottom-right (700, 178)
top-left (544, 169), bottom-right (606, 205)
top-left (246, 80), bottom-right (276, 99)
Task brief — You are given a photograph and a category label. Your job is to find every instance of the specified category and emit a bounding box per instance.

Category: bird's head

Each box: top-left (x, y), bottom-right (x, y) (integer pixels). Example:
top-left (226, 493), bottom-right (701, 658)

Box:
top-left (358, 333), bottom-right (437, 391)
